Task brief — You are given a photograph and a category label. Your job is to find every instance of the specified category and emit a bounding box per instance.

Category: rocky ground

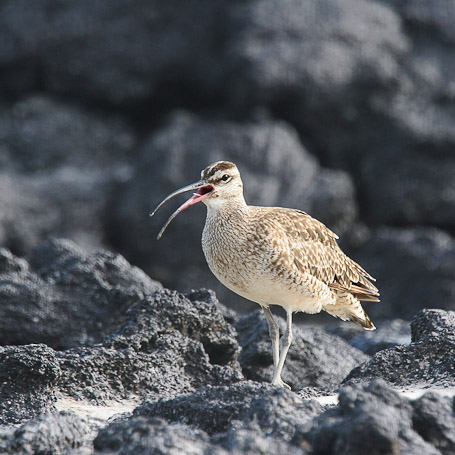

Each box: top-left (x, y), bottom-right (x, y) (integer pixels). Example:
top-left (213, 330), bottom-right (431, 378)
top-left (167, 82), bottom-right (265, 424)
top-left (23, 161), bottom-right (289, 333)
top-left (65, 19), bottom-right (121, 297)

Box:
top-left (0, 241), bottom-right (454, 454)
top-left (1, 0), bottom-right (455, 453)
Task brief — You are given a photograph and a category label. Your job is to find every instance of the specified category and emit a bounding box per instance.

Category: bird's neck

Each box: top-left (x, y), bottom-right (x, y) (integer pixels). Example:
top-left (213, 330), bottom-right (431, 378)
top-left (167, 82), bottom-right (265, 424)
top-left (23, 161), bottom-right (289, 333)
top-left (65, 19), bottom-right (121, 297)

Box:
top-left (205, 197), bottom-right (248, 220)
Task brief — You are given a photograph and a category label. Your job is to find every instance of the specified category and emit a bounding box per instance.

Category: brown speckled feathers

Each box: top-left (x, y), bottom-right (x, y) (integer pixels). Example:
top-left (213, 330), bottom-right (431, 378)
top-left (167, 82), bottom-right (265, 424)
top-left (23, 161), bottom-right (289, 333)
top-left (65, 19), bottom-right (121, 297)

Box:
top-left (252, 207), bottom-right (379, 302)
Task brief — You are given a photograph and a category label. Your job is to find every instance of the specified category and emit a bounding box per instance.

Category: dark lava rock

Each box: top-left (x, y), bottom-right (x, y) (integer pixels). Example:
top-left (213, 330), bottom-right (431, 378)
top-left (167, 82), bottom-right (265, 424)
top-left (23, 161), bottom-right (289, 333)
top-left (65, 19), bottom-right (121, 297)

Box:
top-left (0, 237), bottom-right (241, 408)
top-left (345, 309), bottom-right (455, 387)
top-left (224, 0), bottom-right (408, 159)
top-left (136, 381), bottom-right (321, 440)
top-left (0, 0), bottom-right (228, 107)
top-left (412, 392), bottom-right (455, 455)
top-left (114, 112), bottom-right (358, 307)
top-left (0, 411), bottom-right (90, 455)
top-left (326, 319), bottom-right (411, 356)
top-left (94, 415), bottom-right (308, 455)
top-left (351, 227), bottom-right (455, 319)
top-left (0, 344), bottom-right (60, 425)
top-left (56, 288), bottom-right (242, 403)
top-left (0, 96), bottom-right (135, 254)
top-left (236, 310), bottom-right (369, 390)
top-left (306, 380), bottom-right (440, 455)
top-left (0, 238), bottom-right (162, 349)
top-left (224, 0), bottom-right (455, 231)
top-left (94, 417), bottom-right (224, 455)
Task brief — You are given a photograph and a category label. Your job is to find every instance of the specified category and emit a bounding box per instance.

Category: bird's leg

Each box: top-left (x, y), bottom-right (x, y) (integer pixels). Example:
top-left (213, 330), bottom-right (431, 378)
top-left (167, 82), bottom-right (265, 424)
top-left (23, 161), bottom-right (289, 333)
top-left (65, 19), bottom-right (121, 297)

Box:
top-left (272, 310), bottom-right (293, 390)
top-left (262, 306), bottom-right (280, 371)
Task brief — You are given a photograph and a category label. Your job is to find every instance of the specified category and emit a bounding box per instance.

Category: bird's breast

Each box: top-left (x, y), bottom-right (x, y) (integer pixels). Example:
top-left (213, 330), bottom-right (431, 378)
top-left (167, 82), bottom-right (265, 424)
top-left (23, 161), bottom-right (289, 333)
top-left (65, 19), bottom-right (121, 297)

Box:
top-left (201, 211), bottom-right (254, 294)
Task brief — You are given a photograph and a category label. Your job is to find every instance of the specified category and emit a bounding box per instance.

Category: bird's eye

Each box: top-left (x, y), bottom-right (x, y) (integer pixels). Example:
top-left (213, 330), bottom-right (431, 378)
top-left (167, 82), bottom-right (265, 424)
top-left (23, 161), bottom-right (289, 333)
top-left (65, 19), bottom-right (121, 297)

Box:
top-left (221, 174), bottom-right (230, 182)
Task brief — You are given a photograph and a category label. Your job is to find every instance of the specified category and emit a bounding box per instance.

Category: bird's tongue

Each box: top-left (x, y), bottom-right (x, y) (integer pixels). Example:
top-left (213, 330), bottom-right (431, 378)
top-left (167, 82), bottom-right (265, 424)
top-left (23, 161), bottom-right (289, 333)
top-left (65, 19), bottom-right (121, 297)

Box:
top-left (176, 186), bottom-right (213, 212)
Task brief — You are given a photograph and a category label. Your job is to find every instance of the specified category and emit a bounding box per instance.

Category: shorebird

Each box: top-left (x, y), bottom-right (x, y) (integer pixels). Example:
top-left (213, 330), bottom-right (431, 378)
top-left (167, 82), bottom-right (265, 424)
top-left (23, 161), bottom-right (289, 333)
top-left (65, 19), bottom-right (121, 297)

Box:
top-left (150, 161), bottom-right (379, 389)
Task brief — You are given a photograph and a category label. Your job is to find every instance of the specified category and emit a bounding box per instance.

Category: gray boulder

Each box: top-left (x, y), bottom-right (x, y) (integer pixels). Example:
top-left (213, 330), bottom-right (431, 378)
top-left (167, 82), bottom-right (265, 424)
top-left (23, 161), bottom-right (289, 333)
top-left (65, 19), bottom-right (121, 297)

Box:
top-left (94, 417), bottom-right (227, 455)
top-left (346, 309), bottom-right (455, 387)
top-left (94, 416), bottom-right (308, 455)
top-left (412, 392), bottom-right (455, 455)
top-left (136, 381), bottom-right (321, 438)
top-left (306, 380), bottom-right (440, 455)
top-left (0, 411), bottom-right (90, 455)
top-left (57, 288), bottom-right (242, 403)
top-left (0, 344), bottom-right (60, 425)
top-left (0, 238), bottom-right (161, 349)
top-left (114, 112), bottom-right (358, 308)
top-left (0, 0), bottom-right (228, 107)
top-left (236, 310), bottom-right (369, 390)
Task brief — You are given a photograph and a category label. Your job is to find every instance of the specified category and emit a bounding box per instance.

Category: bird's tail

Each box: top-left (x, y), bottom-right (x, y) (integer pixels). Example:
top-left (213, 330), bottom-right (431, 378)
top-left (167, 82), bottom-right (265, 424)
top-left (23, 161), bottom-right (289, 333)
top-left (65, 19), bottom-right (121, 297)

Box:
top-left (324, 290), bottom-right (376, 330)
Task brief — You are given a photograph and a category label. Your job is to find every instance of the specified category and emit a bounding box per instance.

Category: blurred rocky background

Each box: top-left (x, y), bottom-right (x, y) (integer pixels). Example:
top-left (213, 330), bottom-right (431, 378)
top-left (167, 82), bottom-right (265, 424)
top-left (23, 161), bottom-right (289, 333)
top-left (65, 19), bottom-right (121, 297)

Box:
top-left (1, 0), bottom-right (455, 454)
top-left (2, 0), bottom-right (455, 320)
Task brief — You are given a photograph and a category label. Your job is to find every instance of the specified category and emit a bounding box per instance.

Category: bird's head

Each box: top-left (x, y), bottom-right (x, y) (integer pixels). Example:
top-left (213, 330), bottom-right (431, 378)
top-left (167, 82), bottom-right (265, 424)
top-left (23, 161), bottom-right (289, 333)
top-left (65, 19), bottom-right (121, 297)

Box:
top-left (149, 161), bottom-right (245, 239)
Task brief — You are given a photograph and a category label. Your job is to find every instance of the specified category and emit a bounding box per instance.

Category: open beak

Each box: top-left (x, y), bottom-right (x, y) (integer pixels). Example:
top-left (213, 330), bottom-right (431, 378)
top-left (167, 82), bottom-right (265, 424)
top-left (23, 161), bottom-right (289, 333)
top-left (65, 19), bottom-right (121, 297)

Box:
top-left (149, 180), bottom-right (214, 239)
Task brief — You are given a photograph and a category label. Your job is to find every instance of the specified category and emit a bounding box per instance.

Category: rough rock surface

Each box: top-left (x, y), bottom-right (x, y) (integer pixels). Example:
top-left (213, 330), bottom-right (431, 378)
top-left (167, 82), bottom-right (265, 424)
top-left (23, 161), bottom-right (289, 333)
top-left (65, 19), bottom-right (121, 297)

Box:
top-left (114, 112), bottom-right (358, 306)
top-left (136, 381), bottom-right (321, 438)
top-left (94, 416), bottom-right (308, 455)
top-left (306, 380), bottom-right (441, 455)
top-left (94, 417), bottom-right (227, 455)
top-left (236, 311), bottom-right (369, 389)
top-left (0, 411), bottom-right (91, 455)
top-left (0, 344), bottom-right (60, 425)
top-left (57, 288), bottom-right (242, 403)
top-left (0, 238), bottom-right (162, 349)
top-left (346, 309), bottom-right (455, 387)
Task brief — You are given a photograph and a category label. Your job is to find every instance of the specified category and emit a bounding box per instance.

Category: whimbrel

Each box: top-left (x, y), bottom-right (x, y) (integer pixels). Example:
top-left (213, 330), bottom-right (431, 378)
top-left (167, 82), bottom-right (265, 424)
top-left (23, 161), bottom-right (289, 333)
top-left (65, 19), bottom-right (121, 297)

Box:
top-left (150, 161), bottom-right (379, 389)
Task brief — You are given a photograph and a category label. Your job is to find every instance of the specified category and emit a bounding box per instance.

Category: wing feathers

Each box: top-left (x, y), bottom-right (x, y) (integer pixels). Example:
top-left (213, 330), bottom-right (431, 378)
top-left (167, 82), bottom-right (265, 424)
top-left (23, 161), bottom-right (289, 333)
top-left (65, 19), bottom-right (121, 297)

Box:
top-left (255, 207), bottom-right (379, 302)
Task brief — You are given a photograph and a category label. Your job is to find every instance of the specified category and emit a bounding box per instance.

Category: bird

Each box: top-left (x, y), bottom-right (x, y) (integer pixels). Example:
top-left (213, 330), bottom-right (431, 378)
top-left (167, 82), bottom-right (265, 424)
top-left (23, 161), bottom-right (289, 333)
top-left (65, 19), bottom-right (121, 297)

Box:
top-left (150, 160), bottom-right (379, 389)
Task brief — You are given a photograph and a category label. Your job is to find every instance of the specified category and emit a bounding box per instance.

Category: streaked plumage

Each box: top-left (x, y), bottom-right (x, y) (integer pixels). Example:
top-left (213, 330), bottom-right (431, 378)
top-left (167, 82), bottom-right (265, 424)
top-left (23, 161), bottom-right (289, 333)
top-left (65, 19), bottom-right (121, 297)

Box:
top-left (150, 160), bottom-right (379, 389)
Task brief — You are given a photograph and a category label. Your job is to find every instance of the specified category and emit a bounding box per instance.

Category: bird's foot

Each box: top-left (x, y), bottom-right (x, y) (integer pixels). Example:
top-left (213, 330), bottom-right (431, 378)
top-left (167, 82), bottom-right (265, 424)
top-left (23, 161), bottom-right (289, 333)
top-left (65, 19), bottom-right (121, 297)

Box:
top-left (271, 377), bottom-right (291, 390)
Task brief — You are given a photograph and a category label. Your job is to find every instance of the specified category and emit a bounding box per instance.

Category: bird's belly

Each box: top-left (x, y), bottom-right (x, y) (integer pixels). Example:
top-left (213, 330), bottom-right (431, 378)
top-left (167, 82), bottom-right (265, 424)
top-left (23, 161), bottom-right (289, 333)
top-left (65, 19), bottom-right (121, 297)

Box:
top-left (208, 259), bottom-right (332, 314)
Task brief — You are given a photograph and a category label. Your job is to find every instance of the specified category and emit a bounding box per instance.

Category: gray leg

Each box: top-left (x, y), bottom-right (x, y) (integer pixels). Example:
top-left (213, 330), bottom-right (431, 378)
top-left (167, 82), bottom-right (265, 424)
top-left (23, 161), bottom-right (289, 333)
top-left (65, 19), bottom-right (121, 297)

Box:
top-left (262, 306), bottom-right (280, 371)
top-left (272, 310), bottom-right (293, 390)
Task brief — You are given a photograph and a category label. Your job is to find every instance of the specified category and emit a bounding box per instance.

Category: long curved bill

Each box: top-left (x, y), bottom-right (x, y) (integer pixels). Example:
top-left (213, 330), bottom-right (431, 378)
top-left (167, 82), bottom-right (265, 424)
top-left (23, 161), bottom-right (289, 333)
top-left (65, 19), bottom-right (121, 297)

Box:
top-left (149, 180), bottom-right (214, 239)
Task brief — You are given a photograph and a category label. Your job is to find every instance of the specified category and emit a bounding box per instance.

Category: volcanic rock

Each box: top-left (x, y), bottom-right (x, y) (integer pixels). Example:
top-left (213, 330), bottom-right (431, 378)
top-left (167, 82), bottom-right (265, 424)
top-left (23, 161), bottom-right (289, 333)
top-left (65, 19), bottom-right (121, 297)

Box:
top-left (57, 288), bottom-right (242, 403)
top-left (135, 381), bottom-right (321, 438)
top-left (306, 380), bottom-right (440, 455)
top-left (0, 411), bottom-right (90, 455)
top-left (0, 238), bottom-right (162, 349)
top-left (0, 344), bottom-right (60, 425)
top-left (345, 309), bottom-right (455, 387)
